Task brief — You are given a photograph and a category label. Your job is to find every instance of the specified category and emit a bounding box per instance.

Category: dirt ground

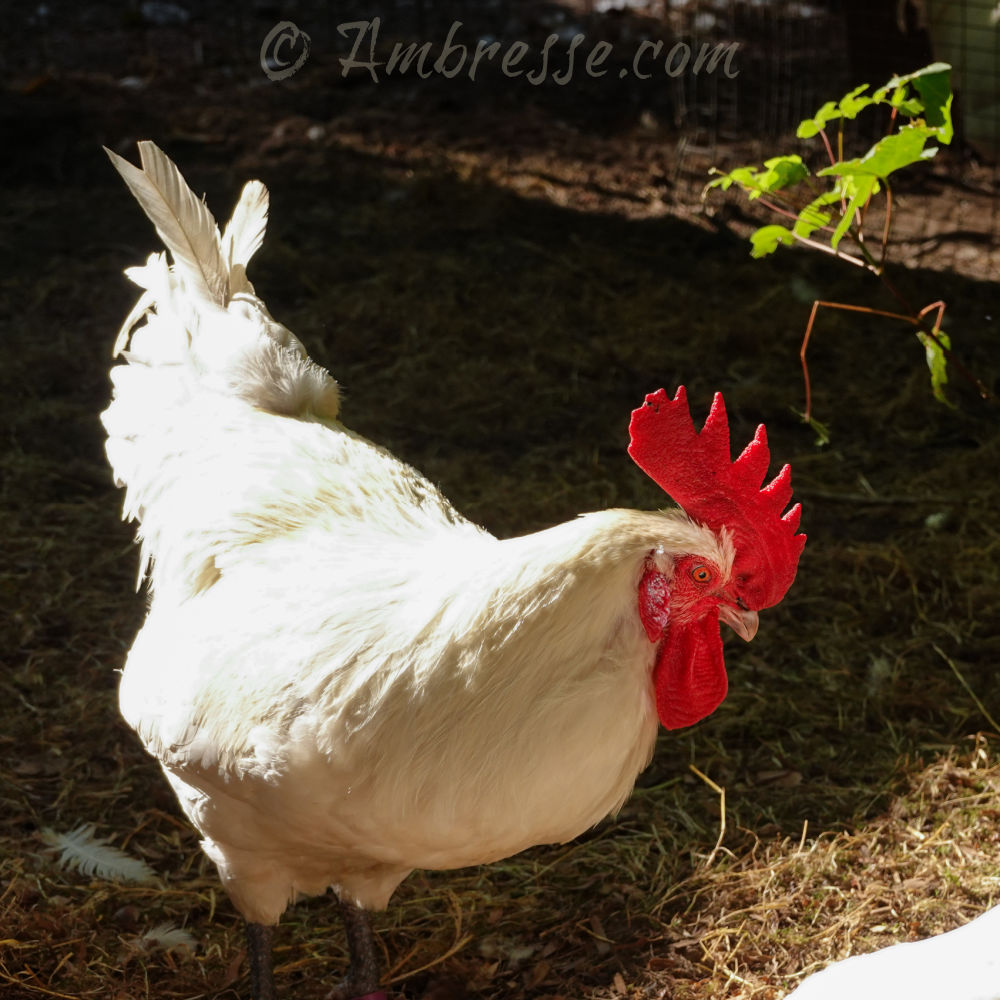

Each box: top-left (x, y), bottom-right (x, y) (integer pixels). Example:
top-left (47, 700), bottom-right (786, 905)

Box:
top-left (2, 3), bottom-right (999, 999)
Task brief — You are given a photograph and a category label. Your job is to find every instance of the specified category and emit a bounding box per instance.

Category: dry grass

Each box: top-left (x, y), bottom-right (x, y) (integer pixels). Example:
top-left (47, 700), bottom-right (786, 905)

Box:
top-left (3, 12), bottom-right (1000, 999)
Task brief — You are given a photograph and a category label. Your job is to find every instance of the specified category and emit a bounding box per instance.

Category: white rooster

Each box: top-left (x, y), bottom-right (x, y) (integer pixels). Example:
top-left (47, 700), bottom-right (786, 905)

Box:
top-left (785, 904), bottom-right (1000, 1000)
top-left (103, 141), bottom-right (806, 1000)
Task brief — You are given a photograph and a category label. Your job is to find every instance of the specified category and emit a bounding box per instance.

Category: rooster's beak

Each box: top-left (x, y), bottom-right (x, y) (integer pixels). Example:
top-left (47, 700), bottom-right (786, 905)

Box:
top-left (719, 605), bottom-right (759, 642)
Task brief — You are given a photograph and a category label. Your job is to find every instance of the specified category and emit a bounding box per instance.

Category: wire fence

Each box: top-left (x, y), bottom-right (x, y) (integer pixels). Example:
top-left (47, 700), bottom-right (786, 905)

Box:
top-left (5, 0), bottom-right (997, 275)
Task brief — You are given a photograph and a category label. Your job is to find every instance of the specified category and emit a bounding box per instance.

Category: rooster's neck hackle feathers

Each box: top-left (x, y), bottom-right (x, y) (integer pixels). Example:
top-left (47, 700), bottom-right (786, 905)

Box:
top-left (628, 385), bottom-right (805, 610)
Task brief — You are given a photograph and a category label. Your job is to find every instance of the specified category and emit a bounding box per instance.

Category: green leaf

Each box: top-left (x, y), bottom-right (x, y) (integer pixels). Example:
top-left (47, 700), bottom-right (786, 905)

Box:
top-left (868, 126), bottom-right (937, 175)
top-left (793, 189), bottom-right (841, 240)
top-left (819, 125), bottom-right (936, 182)
top-left (797, 84), bottom-right (873, 138)
top-left (704, 166), bottom-right (750, 193)
top-left (705, 157), bottom-right (807, 200)
top-left (916, 328), bottom-right (955, 407)
top-left (839, 83), bottom-right (874, 119)
top-left (824, 174), bottom-right (878, 249)
top-left (752, 155), bottom-right (808, 197)
top-left (750, 224), bottom-right (795, 258)
top-left (807, 414), bottom-right (831, 446)
top-left (874, 62), bottom-right (953, 103)
top-left (914, 78), bottom-right (954, 143)
top-left (933, 93), bottom-right (954, 144)
top-left (797, 100), bottom-right (840, 139)
top-left (890, 91), bottom-right (925, 116)
top-left (871, 63), bottom-right (954, 144)
top-left (793, 208), bottom-right (831, 240)
top-left (705, 165), bottom-right (771, 195)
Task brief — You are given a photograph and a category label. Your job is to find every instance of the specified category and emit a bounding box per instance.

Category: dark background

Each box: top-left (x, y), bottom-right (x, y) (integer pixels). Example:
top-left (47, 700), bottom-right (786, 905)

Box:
top-left (2, 3), bottom-right (998, 999)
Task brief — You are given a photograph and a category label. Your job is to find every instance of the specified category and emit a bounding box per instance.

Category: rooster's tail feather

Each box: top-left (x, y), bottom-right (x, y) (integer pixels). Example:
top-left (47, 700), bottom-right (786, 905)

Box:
top-left (103, 141), bottom-right (338, 417)
top-left (103, 141), bottom-right (340, 596)
top-left (106, 141), bottom-right (230, 310)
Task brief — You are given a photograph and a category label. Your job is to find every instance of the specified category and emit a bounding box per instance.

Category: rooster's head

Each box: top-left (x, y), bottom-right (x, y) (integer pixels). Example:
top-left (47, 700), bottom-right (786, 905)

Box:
top-left (628, 387), bottom-right (806, 729)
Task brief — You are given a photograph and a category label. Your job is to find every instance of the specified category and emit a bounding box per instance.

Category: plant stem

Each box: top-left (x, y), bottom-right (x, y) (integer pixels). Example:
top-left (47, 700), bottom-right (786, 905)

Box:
top-left (880, 185), bottom-right (894, 269)
top-left (818, 127), bottom-right (836, 169)
top-left (790, 233), bottom-right (868, 268)
top-left (756, 196), bottom-right (803, 224)
top-left (876, 270), bottom-right (995, 403)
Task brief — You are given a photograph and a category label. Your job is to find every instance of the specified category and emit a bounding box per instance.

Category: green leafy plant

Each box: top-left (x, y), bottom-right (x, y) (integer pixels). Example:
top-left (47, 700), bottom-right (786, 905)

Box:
top-left (705, 63), bottom-right (992, 429)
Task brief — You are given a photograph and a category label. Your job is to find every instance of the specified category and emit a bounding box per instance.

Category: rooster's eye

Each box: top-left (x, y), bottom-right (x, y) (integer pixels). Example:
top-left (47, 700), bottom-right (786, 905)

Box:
top-left (690, 565), bottom-right (713, 584)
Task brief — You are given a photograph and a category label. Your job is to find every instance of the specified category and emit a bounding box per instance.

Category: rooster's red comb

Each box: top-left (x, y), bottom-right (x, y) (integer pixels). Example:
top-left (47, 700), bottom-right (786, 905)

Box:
top-left (628, 386), bottom-right (805, 610)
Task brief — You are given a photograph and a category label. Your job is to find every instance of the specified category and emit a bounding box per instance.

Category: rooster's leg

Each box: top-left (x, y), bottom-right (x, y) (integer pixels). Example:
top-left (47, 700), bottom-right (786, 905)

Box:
top-left (247, 922), bottom-right (277, 1000)
top-left (338, 898), bottom-right (385, 1000)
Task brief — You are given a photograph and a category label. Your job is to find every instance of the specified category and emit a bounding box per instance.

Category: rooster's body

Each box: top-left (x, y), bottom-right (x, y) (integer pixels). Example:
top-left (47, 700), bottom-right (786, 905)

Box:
top-left (104, 142), bottom-right (804, 998)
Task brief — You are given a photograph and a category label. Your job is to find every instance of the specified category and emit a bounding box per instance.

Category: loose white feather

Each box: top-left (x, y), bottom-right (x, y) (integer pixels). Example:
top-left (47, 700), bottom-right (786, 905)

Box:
top-left (127, 922), bottom-right (199, 956)
top-left (41, 823), bottom-right (157, 885)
